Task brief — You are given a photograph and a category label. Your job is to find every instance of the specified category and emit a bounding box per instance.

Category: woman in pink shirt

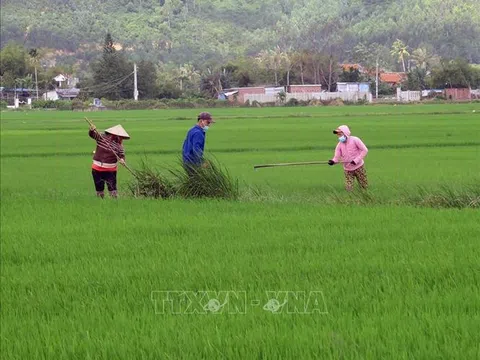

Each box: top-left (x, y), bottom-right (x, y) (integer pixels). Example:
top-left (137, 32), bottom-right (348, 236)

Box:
top-left (328, 125), bottom-right (369, 191)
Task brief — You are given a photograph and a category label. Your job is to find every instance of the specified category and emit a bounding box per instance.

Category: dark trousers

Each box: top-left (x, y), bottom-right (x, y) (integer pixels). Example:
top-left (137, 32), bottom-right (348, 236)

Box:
top-left (92, 169), bottom-right (117, 192)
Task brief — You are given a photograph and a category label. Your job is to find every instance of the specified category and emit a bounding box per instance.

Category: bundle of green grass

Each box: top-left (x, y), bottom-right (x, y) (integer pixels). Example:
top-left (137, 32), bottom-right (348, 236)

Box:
top-left (128, 159), bottom-right (176, 199)
top-left (129, 157), bottom-right (239, 200)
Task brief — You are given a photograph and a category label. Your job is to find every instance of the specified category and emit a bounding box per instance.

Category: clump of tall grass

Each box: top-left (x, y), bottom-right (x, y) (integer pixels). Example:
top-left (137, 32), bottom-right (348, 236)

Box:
top-left (128, 159), bottom-right (176, 199)
top-left (324, 184), bottom-right (480, 209)
top-left (401, 184), bottom-right (480, 209)
top-left (169, 156), bottom-right (239, 200)
top-left (276, 183), bottom-right (479, 209)
top-left (127, 156), bottom-right (239, 200)
top-left (325, 187), bottom-right (377, 206)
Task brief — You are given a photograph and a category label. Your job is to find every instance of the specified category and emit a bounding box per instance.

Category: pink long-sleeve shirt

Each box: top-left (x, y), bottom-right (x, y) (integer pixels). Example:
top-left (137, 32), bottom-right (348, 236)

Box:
top-left (332, 125), bottom-right (368, 171)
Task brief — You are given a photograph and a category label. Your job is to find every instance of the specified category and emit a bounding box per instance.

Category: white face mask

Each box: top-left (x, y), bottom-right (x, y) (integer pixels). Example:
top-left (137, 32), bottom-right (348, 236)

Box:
top-left (203, 125), bottom-right (209, 131)
top-left (338, 135), bottom-right (347, 143)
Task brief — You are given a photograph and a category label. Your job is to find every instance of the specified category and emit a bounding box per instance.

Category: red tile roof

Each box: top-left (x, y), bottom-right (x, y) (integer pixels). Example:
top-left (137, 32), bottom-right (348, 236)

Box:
top-left (380, 72), bottom-right (406, 83)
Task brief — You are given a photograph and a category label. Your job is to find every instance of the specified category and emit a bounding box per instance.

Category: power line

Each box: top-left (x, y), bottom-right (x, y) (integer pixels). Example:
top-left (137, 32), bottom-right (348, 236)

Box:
top-left (79, 71), bottom-right (134, 94)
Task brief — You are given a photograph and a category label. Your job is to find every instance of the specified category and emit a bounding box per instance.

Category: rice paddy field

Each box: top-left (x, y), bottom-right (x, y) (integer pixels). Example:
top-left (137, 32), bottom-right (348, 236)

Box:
top-left (1, 103), bottom-right (480, 359)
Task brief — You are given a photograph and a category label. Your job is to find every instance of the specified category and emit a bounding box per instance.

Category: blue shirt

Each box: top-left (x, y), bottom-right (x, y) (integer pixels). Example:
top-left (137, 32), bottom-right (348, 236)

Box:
top-left (182, 125), bottom-right (206, 165)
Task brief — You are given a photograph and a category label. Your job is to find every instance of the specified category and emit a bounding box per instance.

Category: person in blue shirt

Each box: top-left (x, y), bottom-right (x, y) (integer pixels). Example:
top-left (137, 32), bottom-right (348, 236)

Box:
top-left (182, 112), bottom-right (215, 173)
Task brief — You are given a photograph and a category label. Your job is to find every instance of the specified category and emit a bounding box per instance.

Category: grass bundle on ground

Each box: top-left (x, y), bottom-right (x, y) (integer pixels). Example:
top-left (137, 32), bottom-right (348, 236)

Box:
top-left (169, 156), bottom-right (239, 200)
top-left (128, 159), bottom-right (176, 199)
top-left (128, 156), bottom-right (239, 200)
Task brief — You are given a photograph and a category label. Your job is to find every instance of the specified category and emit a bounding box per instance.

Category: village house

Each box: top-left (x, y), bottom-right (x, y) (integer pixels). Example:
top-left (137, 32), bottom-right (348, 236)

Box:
top-left (53, 74), bottom-right (79, 89)
top-left (444, 88), bottom-right (471, 100)
top-left (43, 73), bottom-right (80, 101)
top-left (43, 88), bottom-right (81, 101)
top-left (379, 72), bottom-right (407, 88)
top-left (221, 84), bottom-right (323, 103)
top-left (337, 82), bottom-right (370, 92)
top-left (0, 87), bottom-right (36, 106)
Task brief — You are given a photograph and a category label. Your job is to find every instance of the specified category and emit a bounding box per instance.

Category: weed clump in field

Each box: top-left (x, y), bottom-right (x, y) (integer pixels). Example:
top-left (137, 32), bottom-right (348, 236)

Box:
top-left (170, 158), bottom-right (239, 200)
top-left (128, 159), bottom-right (176, 199)
top-left (311, 184), bottom-right (479, 209)
top-left (402, 184), bottom-right (480, 209)
top-left (128, 156), bottom-right (239, 200)
top-left (328, 98), bottom-right (345, 106)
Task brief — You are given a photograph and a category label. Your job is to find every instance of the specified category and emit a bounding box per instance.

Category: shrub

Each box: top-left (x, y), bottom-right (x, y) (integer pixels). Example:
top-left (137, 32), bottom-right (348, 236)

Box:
top-left (31, 100), bottom-right (72, 110)
top-left (285, 98), bottom-right (299, 107)
top-left (328, 98), bottom-right (345, 106)
top-left (72, 98), bottom-right (85, 111)
top-left (128, 159), bottom-right (176, 199)
top-left (402, 184), bottom-right (480, 209)
top-left (32, 100), bottom-right (56, 109)
top-left (56, 101), bottom-right (73, 110)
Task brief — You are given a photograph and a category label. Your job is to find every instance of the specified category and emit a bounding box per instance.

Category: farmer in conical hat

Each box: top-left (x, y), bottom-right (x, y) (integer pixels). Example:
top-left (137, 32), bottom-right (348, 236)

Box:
top-left (88, 124), bottom-right (130, 198)
top-left (328, 125), bottom-right (369, 191)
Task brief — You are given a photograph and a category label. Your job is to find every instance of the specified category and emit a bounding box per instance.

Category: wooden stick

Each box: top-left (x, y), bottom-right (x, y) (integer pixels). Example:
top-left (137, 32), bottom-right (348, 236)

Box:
top-left (254, 161), bottom-right (330, 169)
top-left (85, 117), bottom-right (138, 179)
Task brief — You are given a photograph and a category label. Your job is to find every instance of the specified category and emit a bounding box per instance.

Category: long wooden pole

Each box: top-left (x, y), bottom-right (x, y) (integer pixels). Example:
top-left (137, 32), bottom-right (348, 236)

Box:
top-left (254, 161), bottom-right (329, 169)
top-left (254, 160), bottom-right (350, 170)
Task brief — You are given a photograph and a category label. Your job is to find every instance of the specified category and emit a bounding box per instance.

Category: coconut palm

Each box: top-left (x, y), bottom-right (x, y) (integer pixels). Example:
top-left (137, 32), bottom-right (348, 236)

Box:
top-left (28, 48), bottom-right (41, 99)
top-left (390, 39), bottom-right (410, 72)
top-left (178, 63), bottom-right (200, 91)
top-left (411, 48), bottom-right (440, 71)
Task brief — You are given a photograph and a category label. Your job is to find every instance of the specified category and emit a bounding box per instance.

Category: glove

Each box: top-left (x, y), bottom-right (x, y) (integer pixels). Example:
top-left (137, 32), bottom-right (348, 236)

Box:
top-left (328, 160), bottom-right (335, 166)
top-left (351, 160), bottom-right (356, 165)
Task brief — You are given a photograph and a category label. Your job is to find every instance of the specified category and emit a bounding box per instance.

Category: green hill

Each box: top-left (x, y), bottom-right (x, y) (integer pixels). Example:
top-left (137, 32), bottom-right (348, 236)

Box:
top-left (1, 0), bottom-right (479, 67)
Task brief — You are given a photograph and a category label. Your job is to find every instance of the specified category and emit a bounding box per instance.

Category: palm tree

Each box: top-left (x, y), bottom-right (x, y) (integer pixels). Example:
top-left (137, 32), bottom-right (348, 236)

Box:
top-left (411, 48), bottom-right (440, 71)
top-left (390, 39), bottom-right (410, 72)
top-left (28, 48), bottom-right (40, 99)
top-left (178, 64), bottom-right (200, 91)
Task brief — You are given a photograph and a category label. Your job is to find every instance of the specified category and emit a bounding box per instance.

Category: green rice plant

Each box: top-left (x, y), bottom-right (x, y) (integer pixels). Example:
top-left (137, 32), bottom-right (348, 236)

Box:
top-left (2, 105), bottom-right (480, 359)
top-left (324, 186), bottom-right (378, 206)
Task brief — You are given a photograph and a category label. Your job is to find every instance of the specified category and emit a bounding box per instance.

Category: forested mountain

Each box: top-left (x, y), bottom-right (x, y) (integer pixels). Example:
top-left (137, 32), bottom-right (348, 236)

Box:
top-left (2, 0), bottom-right (480, 68)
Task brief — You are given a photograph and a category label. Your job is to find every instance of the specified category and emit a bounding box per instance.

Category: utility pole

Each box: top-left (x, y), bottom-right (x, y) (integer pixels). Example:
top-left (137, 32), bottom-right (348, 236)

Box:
top-left (133, 63), bottom-right (138, 101)
top-left (375, 56), bottom-right (379, 100)
top-left (35, 66), bottom-right (39, 100)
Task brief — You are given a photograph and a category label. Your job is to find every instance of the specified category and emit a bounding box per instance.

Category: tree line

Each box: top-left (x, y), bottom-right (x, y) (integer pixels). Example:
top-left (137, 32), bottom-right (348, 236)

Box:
top-left (2, 34), bottom-right (480, 101)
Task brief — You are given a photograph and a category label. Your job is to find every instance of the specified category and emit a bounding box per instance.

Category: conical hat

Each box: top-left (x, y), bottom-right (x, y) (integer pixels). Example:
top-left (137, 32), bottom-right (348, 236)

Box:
top-left (105, 125), bottom-right (130, 139)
